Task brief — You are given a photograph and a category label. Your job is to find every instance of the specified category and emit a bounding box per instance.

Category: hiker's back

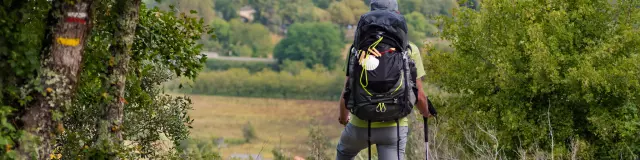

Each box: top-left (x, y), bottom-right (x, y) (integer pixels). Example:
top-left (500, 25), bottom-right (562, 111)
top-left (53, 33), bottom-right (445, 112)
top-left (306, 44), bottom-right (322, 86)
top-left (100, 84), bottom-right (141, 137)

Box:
top-left (345, 9), bottom-right (417, 123)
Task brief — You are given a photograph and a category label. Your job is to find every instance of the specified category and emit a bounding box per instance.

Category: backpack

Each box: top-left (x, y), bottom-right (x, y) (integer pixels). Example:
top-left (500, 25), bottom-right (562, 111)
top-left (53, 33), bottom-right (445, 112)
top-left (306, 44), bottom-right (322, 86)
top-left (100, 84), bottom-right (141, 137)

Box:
top-left (344, 9), bottom-right (418, 123)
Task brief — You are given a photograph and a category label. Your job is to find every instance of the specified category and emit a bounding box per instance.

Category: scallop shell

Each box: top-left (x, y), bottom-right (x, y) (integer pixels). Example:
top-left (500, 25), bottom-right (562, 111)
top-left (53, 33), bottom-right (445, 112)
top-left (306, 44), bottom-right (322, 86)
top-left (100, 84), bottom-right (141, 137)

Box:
top-left (362, 56), bottom-right (379, 71)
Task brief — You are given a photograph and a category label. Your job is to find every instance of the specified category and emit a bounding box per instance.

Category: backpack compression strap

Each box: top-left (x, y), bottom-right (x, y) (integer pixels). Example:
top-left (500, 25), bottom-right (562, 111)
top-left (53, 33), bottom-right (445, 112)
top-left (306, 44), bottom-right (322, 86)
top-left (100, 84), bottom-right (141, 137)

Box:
top-left (396, 119), bottom-right (401, 160)
top-left (368, 121), bottom-right (372, 160)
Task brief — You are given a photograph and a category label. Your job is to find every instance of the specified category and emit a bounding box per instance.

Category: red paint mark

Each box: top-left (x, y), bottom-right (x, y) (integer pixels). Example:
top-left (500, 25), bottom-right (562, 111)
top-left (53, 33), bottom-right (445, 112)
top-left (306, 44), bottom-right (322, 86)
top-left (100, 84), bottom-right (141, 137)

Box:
top-left (65, 17), bottom-right (86, 24)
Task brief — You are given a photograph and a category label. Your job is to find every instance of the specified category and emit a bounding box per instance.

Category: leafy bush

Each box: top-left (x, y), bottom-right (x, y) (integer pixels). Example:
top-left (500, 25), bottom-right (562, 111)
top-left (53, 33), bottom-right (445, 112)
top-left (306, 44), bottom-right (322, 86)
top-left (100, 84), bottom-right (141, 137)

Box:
top-left (272, 147), bottom-right (290, 160)
top-left (243, 122), bottom-right (257, 143)
top-left (306, 125), bottom-right (331, 160)
top-left (178, 138), bottom-right (222, 160)
top-left (204, 59), bottom-right (276, 73)
top-left (426, 0), bottom-right (640, 159)
top-left (178, 67), bottom-right (345, 100)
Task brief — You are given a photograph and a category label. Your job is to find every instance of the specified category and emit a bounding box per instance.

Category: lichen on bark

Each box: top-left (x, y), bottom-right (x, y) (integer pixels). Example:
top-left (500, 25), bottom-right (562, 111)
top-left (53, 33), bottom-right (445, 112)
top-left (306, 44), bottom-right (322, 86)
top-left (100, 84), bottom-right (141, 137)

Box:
top-left (18, 1), bottom-right (93, 159)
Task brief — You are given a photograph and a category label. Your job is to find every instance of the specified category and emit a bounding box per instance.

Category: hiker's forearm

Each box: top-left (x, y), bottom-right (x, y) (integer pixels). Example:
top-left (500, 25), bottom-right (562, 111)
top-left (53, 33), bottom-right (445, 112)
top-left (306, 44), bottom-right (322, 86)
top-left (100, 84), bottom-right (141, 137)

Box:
top-left (339, 94), bottom-right (348, 116)
top-left (415, 78), bottom-right (430, 117)
top-left (339, 78), bottom-right (349, 118)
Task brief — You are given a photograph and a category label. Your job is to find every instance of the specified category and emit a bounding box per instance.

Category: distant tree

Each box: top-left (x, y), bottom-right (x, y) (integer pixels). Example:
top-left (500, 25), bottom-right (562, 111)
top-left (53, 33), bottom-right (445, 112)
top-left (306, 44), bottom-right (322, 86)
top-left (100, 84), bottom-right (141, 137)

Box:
top-left (215, 0), bottom-right (246, 20)
top-left (248, 0), bottom-right (282, 27)
top-left (407, 25), bottom-right (427, 45)
top-left (328, 0), bottom-right (368, 26)
top-left (399, 0), bottom-right (458, 17)
top-left (398, 0), bottom-right (421, 14)
top-left (274, 22), bottom-right (344, 69)
top-left (228, 19), bottom-right (273, 57)
top-left (309, 7), bottom-right (332, 23)
top-left (405, 12), bottom-right (437, 36)
top-left (158, 0), bottom-right (217, 23)
top-left (278, 0), bottom-right (316, 24)
top-left (405, 11), bottom-right (438, 44)
top-left (327, 2), bottom-right (353, 25)
top-left (312, 0), bottom-right (335, 9)
top-left (205, 18), bottom-right (273, 57)
top-left (231, 44), bottom-right (254, 57)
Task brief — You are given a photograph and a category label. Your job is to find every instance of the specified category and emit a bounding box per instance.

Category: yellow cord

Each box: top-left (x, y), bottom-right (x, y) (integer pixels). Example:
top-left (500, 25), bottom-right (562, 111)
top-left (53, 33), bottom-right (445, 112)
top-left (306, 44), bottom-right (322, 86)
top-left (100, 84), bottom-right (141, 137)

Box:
top-left (359, 37), bottom-right (384, 96)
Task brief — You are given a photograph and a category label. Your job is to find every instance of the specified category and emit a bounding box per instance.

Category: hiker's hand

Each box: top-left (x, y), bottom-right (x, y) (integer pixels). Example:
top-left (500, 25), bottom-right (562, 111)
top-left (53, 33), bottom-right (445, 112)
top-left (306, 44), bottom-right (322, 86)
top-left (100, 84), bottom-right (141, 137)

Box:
top-left (339, 114), bottom-right (350, 126)
top-left (421, 109), bottom-right (433, 118)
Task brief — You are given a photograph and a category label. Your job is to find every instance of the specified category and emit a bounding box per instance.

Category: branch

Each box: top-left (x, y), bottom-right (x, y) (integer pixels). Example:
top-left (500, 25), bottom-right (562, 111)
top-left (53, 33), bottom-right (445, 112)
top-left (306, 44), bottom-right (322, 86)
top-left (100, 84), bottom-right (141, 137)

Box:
top-left (571, 138), bottom-right (578, 160)
top-left (476, 123), bottom-right (499, 160)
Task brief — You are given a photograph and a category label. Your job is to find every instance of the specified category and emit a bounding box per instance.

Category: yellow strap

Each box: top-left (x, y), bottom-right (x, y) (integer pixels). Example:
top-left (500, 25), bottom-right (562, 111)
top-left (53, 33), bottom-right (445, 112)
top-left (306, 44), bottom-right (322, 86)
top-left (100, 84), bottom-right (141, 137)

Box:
top-left (392, 72), bottom-right (404, 94)
top-left (376, 103), bottom-right (387, 112)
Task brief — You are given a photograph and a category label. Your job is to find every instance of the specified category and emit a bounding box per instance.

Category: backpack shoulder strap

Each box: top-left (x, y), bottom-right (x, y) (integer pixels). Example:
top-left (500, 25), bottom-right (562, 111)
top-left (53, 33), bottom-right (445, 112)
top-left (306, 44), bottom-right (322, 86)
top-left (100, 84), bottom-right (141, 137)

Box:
top-left (347, 44), bottom-right (356, 75)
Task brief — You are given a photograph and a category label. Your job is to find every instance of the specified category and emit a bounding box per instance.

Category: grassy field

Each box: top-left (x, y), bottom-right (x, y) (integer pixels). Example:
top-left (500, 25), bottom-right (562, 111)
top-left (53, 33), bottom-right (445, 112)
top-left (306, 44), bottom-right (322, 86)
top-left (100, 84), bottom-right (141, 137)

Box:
top-left (180, 94), bottom-right (344, 159)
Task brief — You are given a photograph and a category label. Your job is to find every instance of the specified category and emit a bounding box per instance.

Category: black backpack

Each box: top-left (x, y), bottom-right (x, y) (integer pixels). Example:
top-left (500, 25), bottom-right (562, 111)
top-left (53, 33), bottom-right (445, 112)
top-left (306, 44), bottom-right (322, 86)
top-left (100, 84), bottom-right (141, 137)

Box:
top-left (344, 9), bottom-right (419, 160)
top-left (344, 9), bottom-right (418, 123)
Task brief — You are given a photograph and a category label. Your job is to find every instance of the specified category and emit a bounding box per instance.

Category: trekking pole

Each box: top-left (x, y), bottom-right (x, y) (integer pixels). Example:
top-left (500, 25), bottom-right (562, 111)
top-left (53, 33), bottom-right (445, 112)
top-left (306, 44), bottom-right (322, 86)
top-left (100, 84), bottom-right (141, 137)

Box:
top-left (424, 97), bottom-right (436, 160)
top-left (424, 116), bottom-right (429, 160)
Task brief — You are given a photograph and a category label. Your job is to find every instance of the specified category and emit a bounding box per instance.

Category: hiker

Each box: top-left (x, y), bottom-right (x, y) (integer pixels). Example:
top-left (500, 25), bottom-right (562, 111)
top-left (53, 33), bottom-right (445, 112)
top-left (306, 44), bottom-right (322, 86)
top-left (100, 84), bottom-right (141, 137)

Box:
top-left (336, 0), bottom-right (433, 160)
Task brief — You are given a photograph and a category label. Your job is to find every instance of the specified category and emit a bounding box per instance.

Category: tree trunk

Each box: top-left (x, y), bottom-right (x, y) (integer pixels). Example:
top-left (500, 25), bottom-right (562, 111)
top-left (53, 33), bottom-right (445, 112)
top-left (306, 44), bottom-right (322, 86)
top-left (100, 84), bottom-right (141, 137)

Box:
top-left (97, 0), bottom-right (141, 151)
top-left (19, 0), bottom-right (93, 159)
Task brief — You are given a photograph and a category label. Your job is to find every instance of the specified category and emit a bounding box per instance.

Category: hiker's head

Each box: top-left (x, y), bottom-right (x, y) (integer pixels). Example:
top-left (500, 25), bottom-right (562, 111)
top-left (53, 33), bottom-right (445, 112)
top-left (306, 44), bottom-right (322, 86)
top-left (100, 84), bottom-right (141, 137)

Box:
top-left (370, 0), bottom-right (399, 13)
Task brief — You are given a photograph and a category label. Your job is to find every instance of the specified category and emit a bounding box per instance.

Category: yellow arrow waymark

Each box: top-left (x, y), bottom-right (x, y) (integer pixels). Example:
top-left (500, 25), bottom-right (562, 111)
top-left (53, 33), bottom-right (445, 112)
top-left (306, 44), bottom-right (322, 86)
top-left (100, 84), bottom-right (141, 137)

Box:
top-left (56, 37), bottom-right (80, 46)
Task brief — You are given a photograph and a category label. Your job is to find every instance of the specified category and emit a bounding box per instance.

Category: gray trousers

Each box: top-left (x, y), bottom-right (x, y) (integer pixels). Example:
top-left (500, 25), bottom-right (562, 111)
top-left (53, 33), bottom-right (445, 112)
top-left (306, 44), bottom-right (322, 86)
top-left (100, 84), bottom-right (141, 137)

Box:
top-left (336, 123), bottom-right (409, 160)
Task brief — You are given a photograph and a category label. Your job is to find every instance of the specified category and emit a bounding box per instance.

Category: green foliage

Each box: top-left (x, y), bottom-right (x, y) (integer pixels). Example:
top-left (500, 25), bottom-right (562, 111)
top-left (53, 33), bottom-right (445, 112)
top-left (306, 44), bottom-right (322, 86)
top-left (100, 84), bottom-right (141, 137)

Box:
top-left (249, 0), bottom-right (319, 29)
top-left (405, 12), bottom-right (438, 44)
top-left (312, 0), bottom-right (335, 9)
top-left (274, 22), bottom-right (344, 69)
top-left (0, 0), bottom-right (51, 158)
top-left (214, 0), bottom-right (244, 20)
top-left (205, 59), bottom-right (276, 72)
top-left (306, 125), bottom-right (331, 160)
top-left (426, 0), bottom-right (640, 159)
top-left (278, 60), bottom-right (307, 75)
top-left (278, 0), bottom-right (318, 25)
top-left (56, 3), bottom-right (210, 159)
top-left (0, 106), bottom-right (20, 158)
top-left (327, 0), bottom-right (368, 25)
top-left (398, 0), bottom-right (458, 17)
top-left (243, 122), bottom-right (257, 143)
top-left (229, 19), bottom-right (273, 57)
top-left (460, 0), bottom-right (481, 10)
top-left (157, 0), bottom-right (216, 23)
top-left (177, 138), bottom-right (223, 159)
top-left (134, 6), bottom-right (209, 79)
top-left (175, 67), bottom-right (345, 100)
top-left (155, 0), bottom-right (460, 59)
top-left (206, 18), bottom-right (274, 57)
top-left (249, 0), bottom-right (282, 28)
top-left (272, 147), bottom-right (290, 160)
